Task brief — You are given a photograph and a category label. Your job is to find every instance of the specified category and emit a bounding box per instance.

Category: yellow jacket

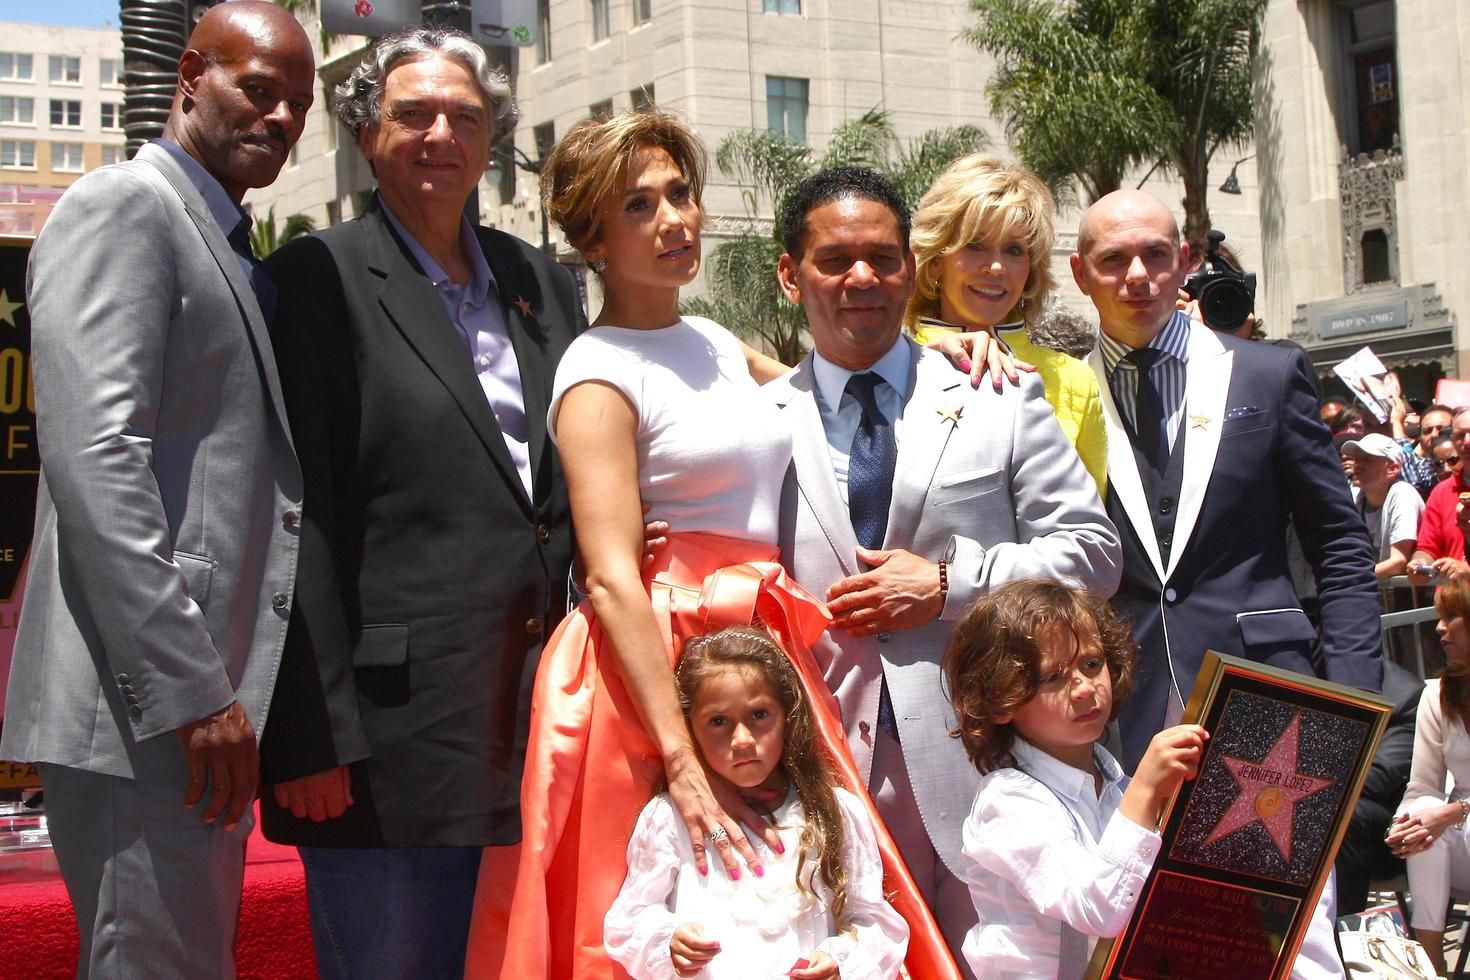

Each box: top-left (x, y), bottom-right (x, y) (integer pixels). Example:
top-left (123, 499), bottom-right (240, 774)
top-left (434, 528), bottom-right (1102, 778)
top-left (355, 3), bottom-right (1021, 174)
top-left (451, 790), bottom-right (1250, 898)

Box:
top-left (912, 318), bottom-right (1108, 497)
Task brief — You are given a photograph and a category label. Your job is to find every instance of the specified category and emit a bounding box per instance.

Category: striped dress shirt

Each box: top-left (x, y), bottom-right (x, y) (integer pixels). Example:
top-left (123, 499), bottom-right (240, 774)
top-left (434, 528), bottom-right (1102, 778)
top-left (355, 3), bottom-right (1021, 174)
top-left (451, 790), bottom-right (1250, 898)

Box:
top-left (1099, 310), bottom-right (1192, 454)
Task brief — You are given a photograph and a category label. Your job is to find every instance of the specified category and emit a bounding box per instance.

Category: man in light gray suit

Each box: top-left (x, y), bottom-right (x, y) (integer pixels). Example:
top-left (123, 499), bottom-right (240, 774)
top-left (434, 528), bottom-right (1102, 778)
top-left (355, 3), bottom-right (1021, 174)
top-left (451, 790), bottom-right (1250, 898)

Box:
top-left (0, 4), bottom-right (314, 975)
top-left (771, 168), bottom-right (1122, 966)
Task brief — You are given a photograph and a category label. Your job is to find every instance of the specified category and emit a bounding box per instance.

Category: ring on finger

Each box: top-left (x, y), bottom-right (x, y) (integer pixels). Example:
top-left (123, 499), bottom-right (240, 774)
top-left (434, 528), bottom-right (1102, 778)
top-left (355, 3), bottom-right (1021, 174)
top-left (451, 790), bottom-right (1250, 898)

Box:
top-left (706, 826), bottom-right (729, 844)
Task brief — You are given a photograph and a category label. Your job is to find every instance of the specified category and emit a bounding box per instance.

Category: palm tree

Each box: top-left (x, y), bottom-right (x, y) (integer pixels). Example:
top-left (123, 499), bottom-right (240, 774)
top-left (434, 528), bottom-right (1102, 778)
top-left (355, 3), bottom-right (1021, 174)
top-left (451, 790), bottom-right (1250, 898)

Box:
top-left (250, 207), bottom-right (316, 257)
top-left (966, 0), bottom-right (1266, 249)
top-left (684, 109), bottom-right (987, 365)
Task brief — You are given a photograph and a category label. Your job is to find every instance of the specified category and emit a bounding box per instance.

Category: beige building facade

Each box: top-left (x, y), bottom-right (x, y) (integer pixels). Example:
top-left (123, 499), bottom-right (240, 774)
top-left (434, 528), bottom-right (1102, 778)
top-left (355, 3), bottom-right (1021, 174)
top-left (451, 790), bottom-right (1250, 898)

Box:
top-left (252, 0), bottom-right (1261, 322)
top-left (0, 22), bottom-right (126, 236)
top-left (1255, 0), bottom-right (1467, 399)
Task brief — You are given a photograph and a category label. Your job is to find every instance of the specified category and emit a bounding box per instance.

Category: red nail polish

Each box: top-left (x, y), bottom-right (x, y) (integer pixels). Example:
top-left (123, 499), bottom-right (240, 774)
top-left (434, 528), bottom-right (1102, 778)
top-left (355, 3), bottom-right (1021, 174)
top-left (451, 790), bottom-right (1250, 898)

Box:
top-left (730, 866), bottom-right (741, 881)
top-left (774, 840), bottom-right (785, 854)
top-left (753, 865), bottom-right (765, 877)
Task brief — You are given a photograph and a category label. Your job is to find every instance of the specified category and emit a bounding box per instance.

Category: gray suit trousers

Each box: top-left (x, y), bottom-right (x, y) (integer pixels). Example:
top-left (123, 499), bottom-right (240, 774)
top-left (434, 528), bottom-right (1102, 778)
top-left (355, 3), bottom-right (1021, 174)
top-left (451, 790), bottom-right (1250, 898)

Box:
top-left (41, 740), bottom-right (252, 980)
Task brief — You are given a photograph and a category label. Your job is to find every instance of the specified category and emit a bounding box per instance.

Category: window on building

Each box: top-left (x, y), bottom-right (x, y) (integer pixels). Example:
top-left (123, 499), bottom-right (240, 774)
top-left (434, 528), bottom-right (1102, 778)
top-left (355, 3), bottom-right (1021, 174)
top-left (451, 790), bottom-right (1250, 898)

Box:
top-left (1361, 229), bottom-right (1391, 284)
top-left (101, 145), bottom-right (122, 166)
top-left (101, 103), bottom-right (122, 130)
top-left (49, 55), bottom-right (81, 85)
top-left (589, 99), bottom-right (613, 120)
top-left (50, 142), bottom-right (83, 172)
top-left (766, 76), bottom-right (809, 144)
top-left (0, 53), bottom-right (34, 81)
top-left (533, 121), bottom-right (556, 161)
top-left (631, 84), bottom-right (655, 111)
top-left (0, 140), bottom-right (36, 169)
top-left (1337, 0), bottom-right (1398, 154)
top-left (591, 0), bottom-right (610, 42)
top-left (50, 99), bottom-right (82, 128)
top-left (764, 0), bottom-right (801, 12)
top-left (99, 58), bottom-right (121, 86)
top-left (536, 0), bottom-right (552, 63)
top-left (0, 96), bottom-right (34, 125)
top-left (633, 0), bottom-right (652, 25)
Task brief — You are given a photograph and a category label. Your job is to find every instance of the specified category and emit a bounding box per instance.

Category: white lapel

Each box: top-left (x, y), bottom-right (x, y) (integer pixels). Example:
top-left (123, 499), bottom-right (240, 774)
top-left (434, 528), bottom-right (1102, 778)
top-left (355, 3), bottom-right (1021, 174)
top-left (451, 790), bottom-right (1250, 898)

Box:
top-left (774, 361), bottom-right (862, 578)
top-left (1089, 346), bottom-right (1167, 581)
top-left (1164, 322), bottom-right (1232, 581)
top-left (886, 343), bottom-right (962, 549)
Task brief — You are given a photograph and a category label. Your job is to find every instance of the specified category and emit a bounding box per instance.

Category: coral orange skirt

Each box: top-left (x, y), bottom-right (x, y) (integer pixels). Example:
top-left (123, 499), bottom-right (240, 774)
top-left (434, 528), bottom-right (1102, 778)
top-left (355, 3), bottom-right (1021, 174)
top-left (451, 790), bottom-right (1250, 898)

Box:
top-left (464, 532), bottom-right (958, 979)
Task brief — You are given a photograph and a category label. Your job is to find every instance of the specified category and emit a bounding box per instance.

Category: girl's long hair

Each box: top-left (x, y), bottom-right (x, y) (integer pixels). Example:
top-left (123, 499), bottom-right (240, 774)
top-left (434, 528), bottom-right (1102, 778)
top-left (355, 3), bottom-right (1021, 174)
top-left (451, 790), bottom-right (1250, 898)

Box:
top-left (1437, 577), bottom-right (1470, 731)
top-left (676, 627), bottom-right (852, 929)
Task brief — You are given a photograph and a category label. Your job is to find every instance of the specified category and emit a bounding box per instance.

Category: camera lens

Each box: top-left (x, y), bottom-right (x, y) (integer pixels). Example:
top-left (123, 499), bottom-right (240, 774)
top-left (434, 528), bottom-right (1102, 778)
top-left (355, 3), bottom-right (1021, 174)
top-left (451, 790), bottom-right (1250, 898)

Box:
top-left (1198, 279), bottom-right (1253, 332)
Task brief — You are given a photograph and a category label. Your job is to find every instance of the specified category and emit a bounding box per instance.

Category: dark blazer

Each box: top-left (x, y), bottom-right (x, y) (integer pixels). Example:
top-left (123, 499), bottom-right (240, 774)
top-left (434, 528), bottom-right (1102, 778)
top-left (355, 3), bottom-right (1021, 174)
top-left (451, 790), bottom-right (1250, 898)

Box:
top-left (1087, 320), bottom-right (1383, 769)
top-left (258, 197), bottom-right (583, 847)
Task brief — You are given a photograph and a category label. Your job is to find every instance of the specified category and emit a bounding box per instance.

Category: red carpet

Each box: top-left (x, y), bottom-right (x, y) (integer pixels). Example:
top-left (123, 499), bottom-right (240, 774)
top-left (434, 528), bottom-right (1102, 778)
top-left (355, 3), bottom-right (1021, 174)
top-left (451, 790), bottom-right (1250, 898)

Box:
top-left (0, 804), bottom-right (317, 979)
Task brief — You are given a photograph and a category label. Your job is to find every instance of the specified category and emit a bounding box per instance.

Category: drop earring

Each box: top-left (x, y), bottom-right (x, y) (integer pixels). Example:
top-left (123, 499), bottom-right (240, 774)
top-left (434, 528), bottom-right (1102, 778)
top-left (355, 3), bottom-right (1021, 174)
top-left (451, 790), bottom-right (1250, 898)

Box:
top-left (592, 256), bottom-right (608, 274)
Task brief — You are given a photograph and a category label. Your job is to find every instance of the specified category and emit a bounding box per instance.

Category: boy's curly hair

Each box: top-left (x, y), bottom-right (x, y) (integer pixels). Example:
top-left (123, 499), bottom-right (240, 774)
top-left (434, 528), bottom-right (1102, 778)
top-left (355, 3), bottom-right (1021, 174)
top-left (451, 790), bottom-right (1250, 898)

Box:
top-left (943, 578), bottom-right (1137, 773)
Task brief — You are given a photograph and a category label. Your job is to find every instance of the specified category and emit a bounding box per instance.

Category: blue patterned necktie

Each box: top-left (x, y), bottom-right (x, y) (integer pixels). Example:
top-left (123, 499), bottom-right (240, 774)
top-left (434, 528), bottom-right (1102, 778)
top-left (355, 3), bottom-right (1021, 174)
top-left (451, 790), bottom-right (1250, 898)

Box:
top-left (1124, 346), bottom-right (1168, 475)
top-left (845, 372), bottom-right (900, 741)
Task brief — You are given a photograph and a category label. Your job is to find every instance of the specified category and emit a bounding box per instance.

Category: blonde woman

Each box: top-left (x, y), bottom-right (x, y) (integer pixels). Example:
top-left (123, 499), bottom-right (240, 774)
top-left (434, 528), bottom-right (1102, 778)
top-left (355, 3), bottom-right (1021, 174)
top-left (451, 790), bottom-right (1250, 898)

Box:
top-left (908, 154), bottom-right (1108, 494)
top-left (467, 110), bottom-right (958, 980)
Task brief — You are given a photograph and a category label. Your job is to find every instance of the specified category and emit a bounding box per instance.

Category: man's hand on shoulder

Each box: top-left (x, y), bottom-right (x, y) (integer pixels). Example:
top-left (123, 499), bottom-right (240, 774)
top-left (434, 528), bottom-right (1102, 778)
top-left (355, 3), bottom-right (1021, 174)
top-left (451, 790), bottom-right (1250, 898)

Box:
top-left (826, 546), bottom-right (943, 634)
top-left (272, 766), bottom-right (355, 822)
top-left (174, 700), bottom-right (258, 831)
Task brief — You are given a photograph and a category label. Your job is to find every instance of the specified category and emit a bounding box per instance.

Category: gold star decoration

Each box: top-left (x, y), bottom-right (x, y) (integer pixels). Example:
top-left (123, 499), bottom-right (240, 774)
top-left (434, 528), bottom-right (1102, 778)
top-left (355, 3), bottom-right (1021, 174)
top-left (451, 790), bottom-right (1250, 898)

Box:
top-left (1190, 413), bottom-right (1211, 430)
top-left (0, 288), bottom-right (23, 327)
top-left (514, 295), bottom-right (533, 317)
top-left (938, 404), bottom-right (963, 426)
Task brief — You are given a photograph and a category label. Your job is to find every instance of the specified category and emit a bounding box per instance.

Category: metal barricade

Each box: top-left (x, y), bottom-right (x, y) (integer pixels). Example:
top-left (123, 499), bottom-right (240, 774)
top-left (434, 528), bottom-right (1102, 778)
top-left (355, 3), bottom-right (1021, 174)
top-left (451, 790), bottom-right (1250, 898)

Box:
top-left (1380, 575), bottom-right (1439, 679)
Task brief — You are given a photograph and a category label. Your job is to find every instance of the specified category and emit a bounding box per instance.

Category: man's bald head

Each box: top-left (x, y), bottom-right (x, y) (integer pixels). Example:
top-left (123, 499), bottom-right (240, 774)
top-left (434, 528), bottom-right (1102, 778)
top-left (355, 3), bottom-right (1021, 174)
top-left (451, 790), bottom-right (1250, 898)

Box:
top-left (165, 0), bottom-right (315, 201)
top-left (1070, 189), bottom-right (1190, 347)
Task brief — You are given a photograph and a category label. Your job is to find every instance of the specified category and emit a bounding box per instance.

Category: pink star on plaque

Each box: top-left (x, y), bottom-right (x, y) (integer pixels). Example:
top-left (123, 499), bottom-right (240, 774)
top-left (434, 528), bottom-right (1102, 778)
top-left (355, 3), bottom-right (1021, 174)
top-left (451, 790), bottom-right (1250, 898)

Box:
top-left (1202, 713), bottom-right (1335, 864)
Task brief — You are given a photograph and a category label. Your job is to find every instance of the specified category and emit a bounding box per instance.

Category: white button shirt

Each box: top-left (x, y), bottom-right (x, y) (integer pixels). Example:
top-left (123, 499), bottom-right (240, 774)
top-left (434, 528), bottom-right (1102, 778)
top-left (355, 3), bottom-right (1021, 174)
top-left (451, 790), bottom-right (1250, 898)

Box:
top-left (961, 738), bottom-right (1158, 979)
top-left (811, 336), bottom-right (912, 505)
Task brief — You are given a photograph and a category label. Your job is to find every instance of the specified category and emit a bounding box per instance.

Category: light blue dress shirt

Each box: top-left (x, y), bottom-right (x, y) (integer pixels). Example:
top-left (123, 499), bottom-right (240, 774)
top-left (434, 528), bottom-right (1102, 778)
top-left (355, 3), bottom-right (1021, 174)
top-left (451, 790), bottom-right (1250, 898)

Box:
top-left (381, 201), bottom-right (533, 498)
top-left (811, 336), bottom-right (912, 506)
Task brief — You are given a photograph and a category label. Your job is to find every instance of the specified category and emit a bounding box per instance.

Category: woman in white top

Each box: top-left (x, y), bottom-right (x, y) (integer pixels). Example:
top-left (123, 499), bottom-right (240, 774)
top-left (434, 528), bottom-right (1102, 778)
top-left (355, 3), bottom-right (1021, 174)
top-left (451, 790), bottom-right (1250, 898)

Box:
top-left (468, 110), bottom-right (959, 979)
top-left (1390, 576), bottom-right (1470, 975)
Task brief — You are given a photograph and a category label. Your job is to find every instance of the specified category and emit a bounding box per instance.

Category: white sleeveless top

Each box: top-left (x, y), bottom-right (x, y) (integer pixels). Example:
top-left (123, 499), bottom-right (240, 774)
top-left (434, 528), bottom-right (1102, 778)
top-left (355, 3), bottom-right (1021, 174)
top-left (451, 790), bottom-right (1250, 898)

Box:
top-left (548, 316), bottom-right (792, 545)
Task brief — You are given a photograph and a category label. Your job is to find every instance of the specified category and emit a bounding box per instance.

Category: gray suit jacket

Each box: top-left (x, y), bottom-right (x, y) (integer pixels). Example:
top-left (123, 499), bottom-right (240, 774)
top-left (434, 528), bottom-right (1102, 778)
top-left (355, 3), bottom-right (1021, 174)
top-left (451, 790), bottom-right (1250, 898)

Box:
top-left (772, 339), bottom-right (1121, 876)
top-left (1, 141), bottom-right (302, 780)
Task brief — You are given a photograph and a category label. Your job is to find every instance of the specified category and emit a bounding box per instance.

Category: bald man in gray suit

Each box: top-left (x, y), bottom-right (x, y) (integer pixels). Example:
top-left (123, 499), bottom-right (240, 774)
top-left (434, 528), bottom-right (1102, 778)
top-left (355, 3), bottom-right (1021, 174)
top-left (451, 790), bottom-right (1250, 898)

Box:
top-left (0, 5), bottom-right (314, 975)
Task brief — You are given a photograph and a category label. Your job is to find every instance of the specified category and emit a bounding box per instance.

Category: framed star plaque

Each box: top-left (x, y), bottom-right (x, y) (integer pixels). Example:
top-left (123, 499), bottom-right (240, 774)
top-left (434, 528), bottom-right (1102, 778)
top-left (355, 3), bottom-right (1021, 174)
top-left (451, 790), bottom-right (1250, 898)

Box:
top-left (1087, 651), bottom-right (1391, 980)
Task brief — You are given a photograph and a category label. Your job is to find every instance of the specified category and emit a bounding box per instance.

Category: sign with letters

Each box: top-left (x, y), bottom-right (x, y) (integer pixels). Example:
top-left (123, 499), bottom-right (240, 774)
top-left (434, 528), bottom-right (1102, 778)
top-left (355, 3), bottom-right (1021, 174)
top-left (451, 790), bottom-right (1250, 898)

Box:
top-left (1320, 299), bottom-right (1410, 339)
top-left (0, 236), bottom-right (36, 730)
top-left (1088, 653), bottom-right (1391, 980)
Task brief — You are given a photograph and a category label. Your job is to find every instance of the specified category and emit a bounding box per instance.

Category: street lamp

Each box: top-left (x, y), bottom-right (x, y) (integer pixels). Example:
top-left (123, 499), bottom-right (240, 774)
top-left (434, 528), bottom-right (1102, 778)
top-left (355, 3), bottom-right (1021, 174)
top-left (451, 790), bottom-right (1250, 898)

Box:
top-left (488, 143), bottom-right (551, 255)
top-left (1218, 154), bottom-right (1255, 195)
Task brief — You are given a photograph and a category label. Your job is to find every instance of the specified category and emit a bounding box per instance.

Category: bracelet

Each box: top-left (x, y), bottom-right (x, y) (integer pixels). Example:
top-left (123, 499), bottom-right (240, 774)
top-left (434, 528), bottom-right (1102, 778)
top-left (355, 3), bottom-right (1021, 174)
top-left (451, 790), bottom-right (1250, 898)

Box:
top-left (938, 560), bottom-right (949, 604)
top-left (1458, 800), bottom-right (1469, 828)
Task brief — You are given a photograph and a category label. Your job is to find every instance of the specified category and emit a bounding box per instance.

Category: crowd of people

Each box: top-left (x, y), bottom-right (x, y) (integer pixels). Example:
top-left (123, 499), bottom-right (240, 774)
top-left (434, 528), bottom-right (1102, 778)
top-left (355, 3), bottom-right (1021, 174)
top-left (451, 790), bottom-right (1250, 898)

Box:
top-left (9, 4), bottom-right (1470, 978)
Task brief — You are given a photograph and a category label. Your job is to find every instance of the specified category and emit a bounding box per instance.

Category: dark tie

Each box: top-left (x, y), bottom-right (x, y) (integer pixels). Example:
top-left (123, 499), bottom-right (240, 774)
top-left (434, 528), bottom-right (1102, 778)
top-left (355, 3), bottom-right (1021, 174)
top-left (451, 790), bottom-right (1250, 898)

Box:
top-left (1124, 347), bottom-right (1168, 474)
top-left (846, 373), bottom-right (900, 741)
top-left (228, 219), bottom-right (277, 326)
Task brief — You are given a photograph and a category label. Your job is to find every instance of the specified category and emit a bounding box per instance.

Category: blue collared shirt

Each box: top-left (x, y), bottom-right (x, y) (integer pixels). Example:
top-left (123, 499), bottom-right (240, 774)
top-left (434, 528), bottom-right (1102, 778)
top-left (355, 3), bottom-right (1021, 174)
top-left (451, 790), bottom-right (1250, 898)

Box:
top-left (154, 138), bottom-right (254, 283)
top-left (1099, 309), bottom-right (1191, 454)
top-left (812, 336), bottom-right (912, 505)
top-left (381, 201), bottom-right (532, 498)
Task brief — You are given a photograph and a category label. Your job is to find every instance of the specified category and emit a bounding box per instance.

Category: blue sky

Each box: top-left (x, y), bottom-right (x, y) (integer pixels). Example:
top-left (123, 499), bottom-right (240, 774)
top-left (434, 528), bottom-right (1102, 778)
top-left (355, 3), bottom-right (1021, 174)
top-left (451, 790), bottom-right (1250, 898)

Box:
top-left (5, 0), bottom-right (122, 28)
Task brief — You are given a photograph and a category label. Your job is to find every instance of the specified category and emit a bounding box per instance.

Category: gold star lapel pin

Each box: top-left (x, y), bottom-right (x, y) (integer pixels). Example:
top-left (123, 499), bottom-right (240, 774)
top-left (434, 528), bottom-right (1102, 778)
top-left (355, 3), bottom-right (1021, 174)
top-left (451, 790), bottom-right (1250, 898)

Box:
top-left (514, 295), bottom-right (533, 317)
top-left (938, 404), bottom-right (963, 426)
top-left (1190, 412), bottom-right (1211, 431)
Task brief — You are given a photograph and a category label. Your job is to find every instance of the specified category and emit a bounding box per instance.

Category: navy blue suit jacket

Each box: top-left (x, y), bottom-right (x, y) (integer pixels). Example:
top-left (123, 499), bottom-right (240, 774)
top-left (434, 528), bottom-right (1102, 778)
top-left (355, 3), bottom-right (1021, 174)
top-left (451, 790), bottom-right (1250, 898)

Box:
top-left (1088, 321), bottom-right (1382, 769)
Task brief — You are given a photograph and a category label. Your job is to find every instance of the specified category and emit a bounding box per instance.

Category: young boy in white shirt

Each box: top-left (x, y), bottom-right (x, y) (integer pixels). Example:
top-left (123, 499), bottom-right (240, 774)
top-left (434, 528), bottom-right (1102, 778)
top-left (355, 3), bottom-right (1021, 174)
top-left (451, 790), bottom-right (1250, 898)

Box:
top-left (1343, 432), bottom-right (1424, 579)
top-left (943, 578), bottom-right (1346, 979)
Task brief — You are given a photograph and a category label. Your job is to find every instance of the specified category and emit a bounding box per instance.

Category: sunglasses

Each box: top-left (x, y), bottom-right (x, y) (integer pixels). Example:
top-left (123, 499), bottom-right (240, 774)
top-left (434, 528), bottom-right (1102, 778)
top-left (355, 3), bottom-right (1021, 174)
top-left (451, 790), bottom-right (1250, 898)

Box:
top-left (1438, 455), bottom-right (1462, 468)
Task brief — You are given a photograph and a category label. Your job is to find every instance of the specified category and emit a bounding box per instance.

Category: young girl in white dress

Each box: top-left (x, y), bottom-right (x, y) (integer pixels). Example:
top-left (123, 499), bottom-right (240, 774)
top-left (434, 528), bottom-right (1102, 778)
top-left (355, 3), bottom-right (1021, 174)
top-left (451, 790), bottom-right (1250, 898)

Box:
top-left (605, 627), bottom-right (909, 980)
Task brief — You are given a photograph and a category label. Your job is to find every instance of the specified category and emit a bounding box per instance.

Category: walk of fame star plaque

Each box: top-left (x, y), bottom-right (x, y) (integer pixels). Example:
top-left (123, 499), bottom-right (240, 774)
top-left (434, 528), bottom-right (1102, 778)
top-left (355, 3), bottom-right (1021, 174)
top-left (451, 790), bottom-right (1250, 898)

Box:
top-left (1087, 652), bottom-right (1391, 980)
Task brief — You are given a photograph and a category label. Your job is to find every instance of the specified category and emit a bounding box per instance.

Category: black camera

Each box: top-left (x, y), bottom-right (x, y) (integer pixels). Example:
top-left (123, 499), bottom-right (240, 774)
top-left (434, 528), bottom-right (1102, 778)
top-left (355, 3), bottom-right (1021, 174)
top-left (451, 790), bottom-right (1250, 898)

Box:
top-left (1182, 229), bottom-right (1257, 332)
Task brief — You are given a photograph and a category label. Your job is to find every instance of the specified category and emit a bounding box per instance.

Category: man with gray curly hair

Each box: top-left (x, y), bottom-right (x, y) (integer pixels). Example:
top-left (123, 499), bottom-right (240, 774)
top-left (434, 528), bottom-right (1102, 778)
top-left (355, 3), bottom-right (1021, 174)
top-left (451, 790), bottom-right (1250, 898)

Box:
top-left (255, 26), bottom-right (587, 979)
